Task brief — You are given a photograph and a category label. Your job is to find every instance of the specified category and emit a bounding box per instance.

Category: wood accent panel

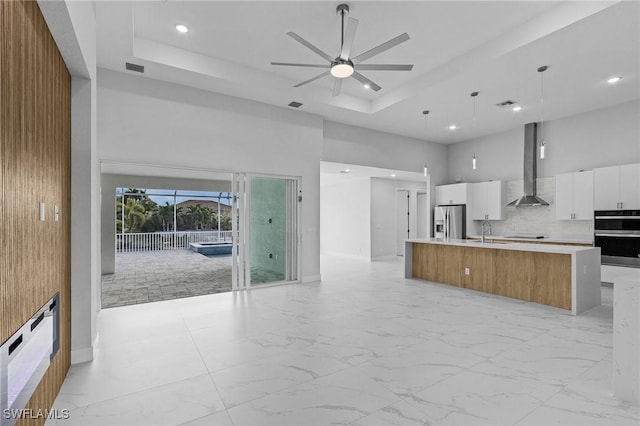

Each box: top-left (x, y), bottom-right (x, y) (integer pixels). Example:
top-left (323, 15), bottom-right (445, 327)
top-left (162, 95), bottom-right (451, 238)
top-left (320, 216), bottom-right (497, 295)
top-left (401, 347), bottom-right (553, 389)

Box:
top-left (412, 243), bottom-right (572, 310)
top-left (1, 1), bottom-right (71, 425)
top-left (413, 243), bottom-right (465, 287)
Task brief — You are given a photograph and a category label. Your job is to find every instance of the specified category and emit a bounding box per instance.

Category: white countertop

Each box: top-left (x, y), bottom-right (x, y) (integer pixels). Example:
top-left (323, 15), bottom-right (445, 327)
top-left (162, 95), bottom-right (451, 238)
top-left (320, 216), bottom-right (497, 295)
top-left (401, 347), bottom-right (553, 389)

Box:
top-left (467, 234), bottom-right (593, 245)
top-left (407, 238), bottom-right (599, 255)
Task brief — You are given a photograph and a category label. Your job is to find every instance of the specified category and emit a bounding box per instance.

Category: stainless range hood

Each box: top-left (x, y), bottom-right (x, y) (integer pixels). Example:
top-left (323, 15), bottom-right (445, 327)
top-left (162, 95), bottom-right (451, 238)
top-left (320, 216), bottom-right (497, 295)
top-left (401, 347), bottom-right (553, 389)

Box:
top-left (508, 122), bottom-right (549, 207)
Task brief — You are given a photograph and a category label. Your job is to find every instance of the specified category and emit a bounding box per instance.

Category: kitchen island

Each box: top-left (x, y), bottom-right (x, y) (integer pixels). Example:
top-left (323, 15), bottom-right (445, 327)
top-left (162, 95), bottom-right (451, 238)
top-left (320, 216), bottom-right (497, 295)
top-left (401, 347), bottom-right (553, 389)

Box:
top-left (405, 239), bottom-right (601, 315)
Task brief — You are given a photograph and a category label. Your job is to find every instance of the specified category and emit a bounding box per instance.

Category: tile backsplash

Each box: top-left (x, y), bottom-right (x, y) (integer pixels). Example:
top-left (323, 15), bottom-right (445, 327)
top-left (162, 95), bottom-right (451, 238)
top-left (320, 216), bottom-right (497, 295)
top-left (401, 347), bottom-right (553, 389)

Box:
top-left (471, 177), bottom-right (593, 237)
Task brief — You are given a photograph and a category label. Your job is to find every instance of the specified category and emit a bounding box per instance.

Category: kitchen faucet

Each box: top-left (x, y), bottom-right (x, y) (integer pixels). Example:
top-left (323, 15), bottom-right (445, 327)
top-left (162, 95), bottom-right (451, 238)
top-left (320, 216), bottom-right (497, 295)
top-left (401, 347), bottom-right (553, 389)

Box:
top-left (481, 221), bottom-right (492, 243)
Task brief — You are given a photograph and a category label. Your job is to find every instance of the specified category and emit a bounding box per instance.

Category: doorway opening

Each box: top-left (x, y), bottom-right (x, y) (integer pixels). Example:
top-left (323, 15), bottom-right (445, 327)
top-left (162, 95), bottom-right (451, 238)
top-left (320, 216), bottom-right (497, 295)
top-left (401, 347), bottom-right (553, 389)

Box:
top-left (100, 163), bottom-right (301, 309)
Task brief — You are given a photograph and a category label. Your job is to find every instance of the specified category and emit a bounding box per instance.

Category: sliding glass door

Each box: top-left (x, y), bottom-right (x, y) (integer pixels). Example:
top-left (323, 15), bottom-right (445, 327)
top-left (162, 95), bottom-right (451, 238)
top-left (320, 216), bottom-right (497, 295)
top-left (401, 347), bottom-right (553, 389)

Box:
top-left (232, 174), bottom-right (299, 289)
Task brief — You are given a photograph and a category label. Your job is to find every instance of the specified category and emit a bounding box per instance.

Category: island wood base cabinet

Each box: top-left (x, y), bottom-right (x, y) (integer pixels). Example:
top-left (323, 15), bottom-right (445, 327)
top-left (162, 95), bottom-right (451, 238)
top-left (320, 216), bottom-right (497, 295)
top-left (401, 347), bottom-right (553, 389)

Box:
top-left (405, 240), bottom-right (602, 315)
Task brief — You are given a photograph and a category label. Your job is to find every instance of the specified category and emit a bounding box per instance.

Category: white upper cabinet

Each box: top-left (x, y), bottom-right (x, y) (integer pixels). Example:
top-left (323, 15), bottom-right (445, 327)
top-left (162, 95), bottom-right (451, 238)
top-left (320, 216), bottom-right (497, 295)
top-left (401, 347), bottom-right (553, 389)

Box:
top-left (471, 181), bottom-right (505, 220)
top-left (555, 171), bottom-right (593, 220)
top-left (436, 183), bottom-right (469, 206)
top-left (620, 164), bottom-right (640, 210)
top-left (594, 164), bottom-right (640, 210)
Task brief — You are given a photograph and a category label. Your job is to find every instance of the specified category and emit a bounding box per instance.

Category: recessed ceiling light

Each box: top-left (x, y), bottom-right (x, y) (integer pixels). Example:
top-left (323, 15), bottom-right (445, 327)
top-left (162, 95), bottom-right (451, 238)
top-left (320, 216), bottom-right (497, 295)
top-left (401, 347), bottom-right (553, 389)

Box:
top-left (607, 76), bottom-right (621, 84)
top-left (512, 105), bottom-right (522, 112)
top-left (449, 125), bottom-right (457, 131)
top-left (363, 84), bottom-right (371, 89)
top-left (390, 174), bottom-right (396, 178)
top-left (340, 169), bottom-right (351, 174)
top-left (175, 24), bottom-right (189, 33)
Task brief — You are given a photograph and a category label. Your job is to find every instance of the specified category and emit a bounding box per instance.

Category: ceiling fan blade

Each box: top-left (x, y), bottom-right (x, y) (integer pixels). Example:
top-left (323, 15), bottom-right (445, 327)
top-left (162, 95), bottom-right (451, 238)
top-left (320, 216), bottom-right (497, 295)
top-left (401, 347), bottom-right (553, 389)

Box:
top-left (352, 33), bottom-right (410, 63)
top-left (332, 78), bottom-right (343, 97)
top-left (351, 72), bottom-right (381, 92)
top-left (287, 32), bottom-right (334, 63)
top-left (293, 71), bottom-right (330, 88)
top-left (340, 18), bottom-right (359, 60)
top-left (355, 64), bottom-right (413, 71)
top-left (271, 62), bottom-right (329, 68)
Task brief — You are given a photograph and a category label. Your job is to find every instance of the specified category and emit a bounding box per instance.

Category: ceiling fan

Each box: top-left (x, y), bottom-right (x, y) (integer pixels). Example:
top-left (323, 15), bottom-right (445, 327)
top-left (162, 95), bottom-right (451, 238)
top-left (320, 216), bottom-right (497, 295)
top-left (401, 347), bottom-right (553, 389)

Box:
top-left (271, 4), bottom-right (413, 96)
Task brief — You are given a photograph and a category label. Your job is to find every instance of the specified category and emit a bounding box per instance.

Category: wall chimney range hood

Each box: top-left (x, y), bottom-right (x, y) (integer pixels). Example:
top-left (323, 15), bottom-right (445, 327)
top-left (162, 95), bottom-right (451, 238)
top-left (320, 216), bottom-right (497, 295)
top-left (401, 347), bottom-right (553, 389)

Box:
top-left (508, 122), bottom-right (549, 207)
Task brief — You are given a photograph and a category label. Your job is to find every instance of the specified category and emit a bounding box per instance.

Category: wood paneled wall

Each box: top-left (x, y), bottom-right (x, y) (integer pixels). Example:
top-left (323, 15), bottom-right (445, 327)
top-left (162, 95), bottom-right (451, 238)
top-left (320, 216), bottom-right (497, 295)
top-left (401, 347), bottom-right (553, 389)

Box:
top-left (412, 243), bottom-right (572, 310)
top-left (1, 1), bottom-right (71, 424)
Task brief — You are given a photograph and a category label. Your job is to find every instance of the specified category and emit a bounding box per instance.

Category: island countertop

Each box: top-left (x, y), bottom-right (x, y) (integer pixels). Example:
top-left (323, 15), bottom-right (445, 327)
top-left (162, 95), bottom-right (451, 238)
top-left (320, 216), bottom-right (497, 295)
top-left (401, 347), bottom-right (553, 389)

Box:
top-left (406, 238), bottom-right (597, 255)
top-left (405, 239), bottom-right (601, 315)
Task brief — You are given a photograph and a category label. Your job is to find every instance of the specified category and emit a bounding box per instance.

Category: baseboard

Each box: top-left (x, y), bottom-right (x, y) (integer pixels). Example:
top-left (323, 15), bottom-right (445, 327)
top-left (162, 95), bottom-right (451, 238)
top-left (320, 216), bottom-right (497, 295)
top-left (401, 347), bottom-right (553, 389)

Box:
top-left (71, 346), bottom-right (93, 365)
top-left (302, 274), bottom-right (321, 283)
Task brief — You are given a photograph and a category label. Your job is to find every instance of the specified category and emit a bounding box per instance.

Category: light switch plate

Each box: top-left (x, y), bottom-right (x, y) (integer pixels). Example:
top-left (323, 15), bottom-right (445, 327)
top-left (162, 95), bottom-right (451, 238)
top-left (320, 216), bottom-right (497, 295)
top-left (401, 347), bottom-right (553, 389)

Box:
top-left (464, 267), bottom-right (470, 275)
top-left (39, 202), bottom-right (45, 222)
top-left (54, 205), bottom-right (59, 222)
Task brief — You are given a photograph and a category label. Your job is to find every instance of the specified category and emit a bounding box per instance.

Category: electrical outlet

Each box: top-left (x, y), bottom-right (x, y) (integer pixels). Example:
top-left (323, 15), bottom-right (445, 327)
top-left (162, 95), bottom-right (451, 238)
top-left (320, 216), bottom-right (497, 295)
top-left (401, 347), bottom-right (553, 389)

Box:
top-left (464, 267), bottom-right (470, 275)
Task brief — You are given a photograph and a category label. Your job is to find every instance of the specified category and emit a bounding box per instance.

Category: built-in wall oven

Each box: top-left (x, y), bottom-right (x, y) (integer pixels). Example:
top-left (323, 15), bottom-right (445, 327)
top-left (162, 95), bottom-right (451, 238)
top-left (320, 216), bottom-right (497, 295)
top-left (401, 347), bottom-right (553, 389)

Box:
top-left (595, 210), bottom-right (640, 267)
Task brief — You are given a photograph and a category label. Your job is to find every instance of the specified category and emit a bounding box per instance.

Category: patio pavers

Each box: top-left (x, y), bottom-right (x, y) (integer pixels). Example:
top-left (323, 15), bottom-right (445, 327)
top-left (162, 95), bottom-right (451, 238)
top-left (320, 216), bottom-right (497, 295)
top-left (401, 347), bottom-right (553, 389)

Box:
top-left (101, 250), bottom-right (232, 308)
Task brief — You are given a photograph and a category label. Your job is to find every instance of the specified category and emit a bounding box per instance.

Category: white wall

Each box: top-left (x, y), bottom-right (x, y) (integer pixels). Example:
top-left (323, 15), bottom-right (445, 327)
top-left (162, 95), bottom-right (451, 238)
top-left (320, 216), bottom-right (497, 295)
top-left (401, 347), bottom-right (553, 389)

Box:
top-left (320, 178), bottom-right (371, 260)
top-left (39, 0), bottom-right (99, 365)
top-left (322, 121), bottom-right (448, 209)
top-left (98, 69), bottom-right (323, 282)
top-left (446, 100), bottom-right (640, 184)
top-left (370, 178), bottom-right (427, 260)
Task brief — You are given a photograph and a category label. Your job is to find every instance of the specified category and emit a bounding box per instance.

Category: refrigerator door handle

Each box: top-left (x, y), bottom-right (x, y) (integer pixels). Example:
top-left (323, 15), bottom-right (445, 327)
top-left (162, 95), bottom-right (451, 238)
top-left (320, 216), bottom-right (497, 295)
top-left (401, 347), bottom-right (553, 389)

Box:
top-left (445, 209), bottom-right (449, 239)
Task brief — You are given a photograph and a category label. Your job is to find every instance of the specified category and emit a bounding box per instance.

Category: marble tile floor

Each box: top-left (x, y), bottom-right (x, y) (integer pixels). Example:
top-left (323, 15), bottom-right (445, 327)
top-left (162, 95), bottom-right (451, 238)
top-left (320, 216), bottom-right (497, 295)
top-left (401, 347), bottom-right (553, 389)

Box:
top-left (101, 251), bottom-right (233, 308)
top-left (50, 255), bottom-right (639, 426)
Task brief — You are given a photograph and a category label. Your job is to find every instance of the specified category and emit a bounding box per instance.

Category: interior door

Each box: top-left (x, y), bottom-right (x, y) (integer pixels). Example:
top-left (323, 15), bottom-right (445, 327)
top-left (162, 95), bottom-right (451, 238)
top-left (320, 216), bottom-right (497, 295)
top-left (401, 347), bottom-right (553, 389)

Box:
top-left (396, 190), bottom-right (410, 255)
top-left (417, 192), bottom-right (428, 238)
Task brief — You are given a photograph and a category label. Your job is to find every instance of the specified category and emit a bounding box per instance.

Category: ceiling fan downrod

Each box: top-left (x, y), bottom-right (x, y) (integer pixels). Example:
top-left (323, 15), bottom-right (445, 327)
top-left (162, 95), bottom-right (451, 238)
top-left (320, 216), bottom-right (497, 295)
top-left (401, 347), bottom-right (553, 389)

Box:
top-left (337, 4), bottom-right (349, 51)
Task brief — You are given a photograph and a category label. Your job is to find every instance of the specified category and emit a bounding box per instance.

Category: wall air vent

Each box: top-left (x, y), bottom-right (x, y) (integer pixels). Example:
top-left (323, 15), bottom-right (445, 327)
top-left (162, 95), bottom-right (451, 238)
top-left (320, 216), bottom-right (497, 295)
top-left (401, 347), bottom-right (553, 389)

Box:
top-left (496, 100), bottom-right (516, 108)
top-left (125, 62), bottom-right (145, 73)
top-left (288, 101), bottom-right (303, 108)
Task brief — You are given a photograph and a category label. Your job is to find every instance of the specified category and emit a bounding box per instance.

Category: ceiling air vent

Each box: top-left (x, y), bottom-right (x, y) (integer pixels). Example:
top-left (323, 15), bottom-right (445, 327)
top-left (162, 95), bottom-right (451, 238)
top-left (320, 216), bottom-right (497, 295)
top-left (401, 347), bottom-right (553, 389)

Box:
top-left (496, 100), bottom-right (516, 108)
top-left (125, 62), bottom-right (145, 73)
top-left (288, 101), bottom-right (303, 108)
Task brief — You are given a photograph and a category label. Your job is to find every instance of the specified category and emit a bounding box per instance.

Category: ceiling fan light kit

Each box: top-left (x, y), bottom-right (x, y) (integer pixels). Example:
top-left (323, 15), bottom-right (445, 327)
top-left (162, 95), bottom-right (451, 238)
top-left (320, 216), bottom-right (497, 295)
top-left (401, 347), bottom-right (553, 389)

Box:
top-left (271, 3), bottom-right (413, 96)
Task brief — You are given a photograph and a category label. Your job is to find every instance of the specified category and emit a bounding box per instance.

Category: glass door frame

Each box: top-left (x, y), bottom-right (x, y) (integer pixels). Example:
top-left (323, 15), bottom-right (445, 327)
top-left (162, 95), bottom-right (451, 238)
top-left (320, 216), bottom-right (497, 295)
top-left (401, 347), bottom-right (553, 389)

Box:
top-left (232, 172), bottom-right (301, 290)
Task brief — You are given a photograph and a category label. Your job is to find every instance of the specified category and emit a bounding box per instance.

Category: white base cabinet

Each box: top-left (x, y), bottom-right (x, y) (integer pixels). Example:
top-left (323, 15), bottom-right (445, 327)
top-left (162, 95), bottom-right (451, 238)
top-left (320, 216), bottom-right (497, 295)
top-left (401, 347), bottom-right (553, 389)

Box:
top-left (471, 181), bottom-right (505, 220)
top-left (556, 171), bottom-right (594, 220)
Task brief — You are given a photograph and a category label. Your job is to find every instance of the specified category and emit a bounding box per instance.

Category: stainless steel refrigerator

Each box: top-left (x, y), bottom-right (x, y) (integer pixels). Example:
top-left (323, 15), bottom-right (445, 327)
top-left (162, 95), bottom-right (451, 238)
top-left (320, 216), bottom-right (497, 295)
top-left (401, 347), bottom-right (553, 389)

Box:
top-left (434, 205), bottom-right (466, 239)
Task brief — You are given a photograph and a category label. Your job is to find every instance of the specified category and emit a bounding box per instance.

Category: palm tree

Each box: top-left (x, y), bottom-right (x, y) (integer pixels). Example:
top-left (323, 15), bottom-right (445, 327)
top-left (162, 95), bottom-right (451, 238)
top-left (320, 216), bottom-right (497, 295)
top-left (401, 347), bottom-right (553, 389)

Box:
top-left (117, 198), bottom-right (147, 233)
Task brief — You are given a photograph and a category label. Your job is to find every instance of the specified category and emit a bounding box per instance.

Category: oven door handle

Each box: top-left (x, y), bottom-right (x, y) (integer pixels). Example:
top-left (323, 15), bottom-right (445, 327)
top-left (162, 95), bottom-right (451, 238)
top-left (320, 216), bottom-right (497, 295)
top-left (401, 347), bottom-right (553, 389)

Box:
top-left (596, 233), bottom-right (640, 238)
top-left (595, 216), bottom-right (640, 219)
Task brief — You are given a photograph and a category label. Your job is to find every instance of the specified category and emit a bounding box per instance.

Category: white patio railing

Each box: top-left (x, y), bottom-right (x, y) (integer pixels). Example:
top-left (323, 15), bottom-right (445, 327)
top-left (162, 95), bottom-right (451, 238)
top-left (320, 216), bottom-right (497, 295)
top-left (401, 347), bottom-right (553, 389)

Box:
top-left (116, 231), bottom-right (233, 253)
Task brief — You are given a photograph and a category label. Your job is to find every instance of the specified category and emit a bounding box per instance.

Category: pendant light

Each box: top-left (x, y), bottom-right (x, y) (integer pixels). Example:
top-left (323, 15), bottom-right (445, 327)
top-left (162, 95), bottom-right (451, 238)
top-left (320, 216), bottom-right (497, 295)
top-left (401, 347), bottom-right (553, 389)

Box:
top-left (422, 110), bottom-right (430, 177)
top-left (471, 91), bottom-right (479, 170)
top-left (538, 65), bottom-right (548, 159)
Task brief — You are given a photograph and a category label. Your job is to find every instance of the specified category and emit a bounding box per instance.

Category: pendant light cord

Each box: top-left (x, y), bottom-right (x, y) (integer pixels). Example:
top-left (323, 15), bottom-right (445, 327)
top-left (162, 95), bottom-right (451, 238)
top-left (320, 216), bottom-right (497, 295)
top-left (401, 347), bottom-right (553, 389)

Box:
top-left (540, 68), bottom-right (545, 143)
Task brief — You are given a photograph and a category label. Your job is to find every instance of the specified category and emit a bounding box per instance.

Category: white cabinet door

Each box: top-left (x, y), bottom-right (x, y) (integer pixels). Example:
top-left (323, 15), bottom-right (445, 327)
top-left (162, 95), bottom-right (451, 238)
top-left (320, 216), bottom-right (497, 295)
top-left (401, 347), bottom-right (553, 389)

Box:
top-left (470, 181), bottom-right (503, 220)
top-left (594, 166), bottom-right (620, 210)
top-left (435, 185), bottom-right (447, 206)
top-left (573, 171), bottom-right (594, 220)
top-left (436, 183), bottom-right (468, 205)
top-left (485, 181), bottom-right (504, 220)
top-left (555, 172), bottom-right (575, 220)
top-left (620, 163), bottom-right (640, 210)
top-left (449, 183), bottom-right (468, 204)
top-left (471, 183), bottom-right (486, 220)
